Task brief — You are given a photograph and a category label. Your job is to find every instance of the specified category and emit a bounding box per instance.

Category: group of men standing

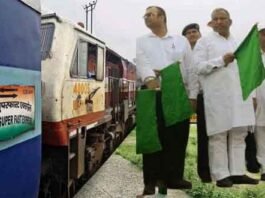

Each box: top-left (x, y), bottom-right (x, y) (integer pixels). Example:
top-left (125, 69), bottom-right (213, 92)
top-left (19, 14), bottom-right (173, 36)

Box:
top-left (136, 6), bottom-right (265, 197)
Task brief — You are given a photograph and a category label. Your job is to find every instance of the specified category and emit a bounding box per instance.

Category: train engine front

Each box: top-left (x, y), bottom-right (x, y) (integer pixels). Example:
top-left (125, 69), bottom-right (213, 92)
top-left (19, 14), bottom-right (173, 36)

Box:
top-left (40, 14), bottom-right (135, 198)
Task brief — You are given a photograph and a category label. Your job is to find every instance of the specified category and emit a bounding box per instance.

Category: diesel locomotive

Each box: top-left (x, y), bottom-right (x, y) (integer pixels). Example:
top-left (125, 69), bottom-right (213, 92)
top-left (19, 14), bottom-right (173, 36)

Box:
top-left (40, 14), bottom-right (136, 197)
top-left (0, 2), bottom-right (136, 197)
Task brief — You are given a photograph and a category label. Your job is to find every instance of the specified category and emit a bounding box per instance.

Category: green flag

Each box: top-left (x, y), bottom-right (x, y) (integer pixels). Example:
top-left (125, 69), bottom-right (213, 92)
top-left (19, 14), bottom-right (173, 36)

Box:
top-left (235, 24), bottom-right (265, 100)
top-left (136, 90), bottom-right (162, 154)
top-left (160, 62), bottom-right (193, 126)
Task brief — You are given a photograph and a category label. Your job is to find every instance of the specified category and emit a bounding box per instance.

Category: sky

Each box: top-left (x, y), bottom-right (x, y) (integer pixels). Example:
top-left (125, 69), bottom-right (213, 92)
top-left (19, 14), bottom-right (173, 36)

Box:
top-left (41, 0), bottom-right (265, 62)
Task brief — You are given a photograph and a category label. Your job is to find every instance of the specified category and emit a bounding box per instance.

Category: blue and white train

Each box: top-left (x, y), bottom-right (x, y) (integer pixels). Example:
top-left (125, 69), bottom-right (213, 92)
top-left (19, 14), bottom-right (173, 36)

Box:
top-left (0, 1), bottom-right (41, 197)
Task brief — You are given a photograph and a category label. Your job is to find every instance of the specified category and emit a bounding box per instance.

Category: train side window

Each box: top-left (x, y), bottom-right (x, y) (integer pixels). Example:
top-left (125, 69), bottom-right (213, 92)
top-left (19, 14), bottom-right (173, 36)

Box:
top-left (41, 23), bottom-right (55, 60)
top-left (96, 46), bottom-right (104, 81)
top-left (87, 43), bottom-right (97, 79)
top-left (70, 40), bottom-right (104, 81)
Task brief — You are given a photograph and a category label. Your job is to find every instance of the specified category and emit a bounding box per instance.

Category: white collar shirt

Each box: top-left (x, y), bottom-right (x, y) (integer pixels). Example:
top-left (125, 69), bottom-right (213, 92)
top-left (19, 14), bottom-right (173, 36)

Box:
top-left (136, 32), bottom-right (198, 98)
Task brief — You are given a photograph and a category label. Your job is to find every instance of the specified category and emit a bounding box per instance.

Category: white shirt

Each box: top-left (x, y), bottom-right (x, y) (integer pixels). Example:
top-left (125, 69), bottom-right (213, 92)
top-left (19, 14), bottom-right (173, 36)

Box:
top-left (136, 32), bottom-right (198, 99)
top-left (256, 51), bottom-right (265, 126)
top-left (193, 31), bottom-right (255, 135)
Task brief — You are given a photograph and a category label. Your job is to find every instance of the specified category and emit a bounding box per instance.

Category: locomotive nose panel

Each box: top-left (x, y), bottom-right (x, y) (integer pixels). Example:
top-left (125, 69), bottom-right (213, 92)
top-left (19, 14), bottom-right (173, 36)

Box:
top-left (63, 81), bottom-right (105, 119)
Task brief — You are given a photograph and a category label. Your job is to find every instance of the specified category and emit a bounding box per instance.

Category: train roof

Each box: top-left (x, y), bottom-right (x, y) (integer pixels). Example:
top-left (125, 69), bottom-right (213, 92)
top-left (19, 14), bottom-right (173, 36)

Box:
top-left (41, 13), bottom-right (135, 66)
top-left (41, 13), bottom-right (105, 45)
top-left (106, 47), bottom-right (130, 63)
top-left (21, 0), bottom-right (40, 12)
top-left (106, 47), bottom-right (135, 68)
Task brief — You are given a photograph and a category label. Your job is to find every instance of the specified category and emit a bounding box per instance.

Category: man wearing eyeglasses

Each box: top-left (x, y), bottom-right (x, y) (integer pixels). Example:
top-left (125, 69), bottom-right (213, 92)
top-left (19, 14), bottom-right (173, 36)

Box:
top-left (136, 6), bottom-right (198, 197)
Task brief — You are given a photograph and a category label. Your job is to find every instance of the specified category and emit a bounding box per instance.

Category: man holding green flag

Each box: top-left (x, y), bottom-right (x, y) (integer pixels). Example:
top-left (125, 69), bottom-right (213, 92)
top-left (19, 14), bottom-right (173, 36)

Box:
top-left (234, 23), bottom-right (265, 174)
top-left (193, 8), bottom-right (258, 187)
top-left (136, 5), bottom-right (198, 197)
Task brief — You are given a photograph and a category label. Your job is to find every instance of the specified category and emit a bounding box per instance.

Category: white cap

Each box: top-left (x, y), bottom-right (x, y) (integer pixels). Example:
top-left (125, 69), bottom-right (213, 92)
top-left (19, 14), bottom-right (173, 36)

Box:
top-left (258, 22), bottom-right (265, 31)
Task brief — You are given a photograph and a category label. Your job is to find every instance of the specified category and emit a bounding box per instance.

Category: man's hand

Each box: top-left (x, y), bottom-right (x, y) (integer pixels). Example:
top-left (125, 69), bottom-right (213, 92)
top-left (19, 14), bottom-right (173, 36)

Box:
top-left (189, 99), bottom-right (197, 112)
top-left (145, 79), bottom-right (160, 90)
top-left (223, 53), bottom-right (235, 66)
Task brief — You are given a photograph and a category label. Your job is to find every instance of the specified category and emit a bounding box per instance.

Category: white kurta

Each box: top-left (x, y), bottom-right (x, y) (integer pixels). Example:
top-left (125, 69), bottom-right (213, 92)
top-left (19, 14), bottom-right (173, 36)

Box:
top-left (136, 32), bottom-right (198, 99)
top-left (256, 52), bottom-right (265, 126)
top-left (255, 51), bottom-right (265, 173)
top-left (194, 31), bottom-right (255, 135)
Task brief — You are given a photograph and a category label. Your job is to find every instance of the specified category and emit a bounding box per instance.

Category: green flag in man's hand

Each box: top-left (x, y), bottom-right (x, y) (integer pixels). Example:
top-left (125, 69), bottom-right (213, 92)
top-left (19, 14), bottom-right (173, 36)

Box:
top-left (160, 62), bottom-right (193, 127)
top-left (136, 90), bottom-right (162, 154)
top-left (235, 24), bottom-right (265, 100)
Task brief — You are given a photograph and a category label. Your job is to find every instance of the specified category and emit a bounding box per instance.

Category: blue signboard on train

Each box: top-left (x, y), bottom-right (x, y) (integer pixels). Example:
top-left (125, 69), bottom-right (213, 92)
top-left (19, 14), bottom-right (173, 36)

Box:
top-left (0, 1), bottom-right (41, 197)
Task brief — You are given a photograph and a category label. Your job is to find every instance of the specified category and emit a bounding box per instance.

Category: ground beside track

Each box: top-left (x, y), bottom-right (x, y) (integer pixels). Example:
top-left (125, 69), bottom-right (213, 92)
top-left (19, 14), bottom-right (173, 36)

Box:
top-left (74, 154), bottom-right (189, 198)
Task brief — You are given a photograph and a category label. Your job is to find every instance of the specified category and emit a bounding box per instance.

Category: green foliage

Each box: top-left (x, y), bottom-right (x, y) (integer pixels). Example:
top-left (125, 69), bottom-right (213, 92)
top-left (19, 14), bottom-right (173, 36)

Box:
top-left (116, 125), bottom-right (265, 198)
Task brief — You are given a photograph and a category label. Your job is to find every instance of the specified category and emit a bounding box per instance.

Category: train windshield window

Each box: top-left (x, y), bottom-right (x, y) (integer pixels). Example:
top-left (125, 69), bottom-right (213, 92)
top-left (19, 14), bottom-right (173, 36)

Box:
top-left (41, 23), bottom-right (55, 60)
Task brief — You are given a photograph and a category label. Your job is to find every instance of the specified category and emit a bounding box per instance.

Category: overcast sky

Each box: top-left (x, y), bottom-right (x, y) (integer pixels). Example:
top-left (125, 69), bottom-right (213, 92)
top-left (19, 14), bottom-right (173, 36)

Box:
top-left (41, 0), bottom-right (265, 61)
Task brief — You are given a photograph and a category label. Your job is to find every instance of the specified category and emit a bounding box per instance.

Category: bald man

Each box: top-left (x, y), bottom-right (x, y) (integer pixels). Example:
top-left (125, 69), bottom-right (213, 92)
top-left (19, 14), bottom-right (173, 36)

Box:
top-left (193, 8), bottom-right (258, 187)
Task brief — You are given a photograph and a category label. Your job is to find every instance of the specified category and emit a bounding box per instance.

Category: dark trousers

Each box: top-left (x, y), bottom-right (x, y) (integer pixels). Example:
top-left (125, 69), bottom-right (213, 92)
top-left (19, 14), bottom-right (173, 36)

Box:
top-left (245, 131), bottom-right (260, 172)
top-left (143, 92), bottom-right (190, 186)
top-left (196, 93), bottom-right (211, 180)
